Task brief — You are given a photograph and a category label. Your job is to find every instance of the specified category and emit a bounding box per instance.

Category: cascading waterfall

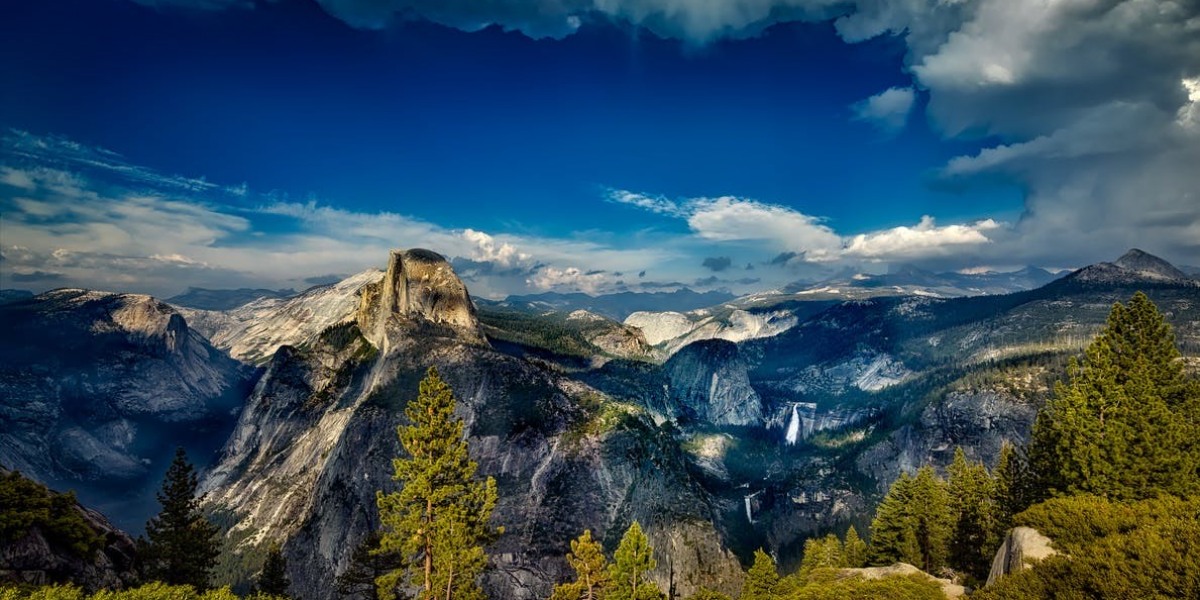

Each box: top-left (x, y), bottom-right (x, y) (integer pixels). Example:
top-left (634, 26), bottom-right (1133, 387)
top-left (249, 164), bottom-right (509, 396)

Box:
top-left (744, 495), bottom-right (754, 523)
top-left (784, 403), bottom-right (801, 445)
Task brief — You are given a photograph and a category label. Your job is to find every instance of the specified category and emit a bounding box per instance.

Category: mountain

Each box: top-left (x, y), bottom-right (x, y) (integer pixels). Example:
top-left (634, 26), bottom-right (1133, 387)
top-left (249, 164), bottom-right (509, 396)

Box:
top-left (173, 270), bottom-right (381, 365)
top-left (0, 289), bottom-right (252, 531)
top-left (780, 264), bottom-right (1060, 299)
top-left (502, 288), bottom-right (737, 321)
top-left (199, 249), bottom-right (745, 600)
top-left (166, 287), bottom-right (297, 311)
top-left (1061, 248), bottom-right (1195, 286)
top-left (0, 289), bottom-right (34, 305)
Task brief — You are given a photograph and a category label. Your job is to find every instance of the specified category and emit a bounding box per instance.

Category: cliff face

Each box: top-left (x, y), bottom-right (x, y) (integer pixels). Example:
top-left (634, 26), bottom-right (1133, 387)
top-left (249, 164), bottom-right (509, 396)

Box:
top-left (664, 340), bottom-right (763, 426)
top-left (202, 249), bottom-right (744, 600)
top-left (356, 249), bottom-right (482, 347)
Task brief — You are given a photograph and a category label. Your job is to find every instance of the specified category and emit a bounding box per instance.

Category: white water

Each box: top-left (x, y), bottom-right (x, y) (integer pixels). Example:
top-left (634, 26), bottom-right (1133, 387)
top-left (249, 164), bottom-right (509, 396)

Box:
top-left (744, 495), bottom-right (754, 523)
top-left (785, 403), bottom-right (801, 445)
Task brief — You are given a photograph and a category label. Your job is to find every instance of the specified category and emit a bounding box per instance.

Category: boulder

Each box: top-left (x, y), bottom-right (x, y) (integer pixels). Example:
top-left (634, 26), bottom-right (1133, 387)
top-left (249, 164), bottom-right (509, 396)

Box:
top-left (986, 526), bottom-right (1058, 586)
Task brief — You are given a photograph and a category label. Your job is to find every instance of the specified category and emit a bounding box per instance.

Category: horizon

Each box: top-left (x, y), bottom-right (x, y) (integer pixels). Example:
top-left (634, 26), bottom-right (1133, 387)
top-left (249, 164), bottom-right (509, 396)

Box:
top-left (2, 0), bottom-right (1198, 299)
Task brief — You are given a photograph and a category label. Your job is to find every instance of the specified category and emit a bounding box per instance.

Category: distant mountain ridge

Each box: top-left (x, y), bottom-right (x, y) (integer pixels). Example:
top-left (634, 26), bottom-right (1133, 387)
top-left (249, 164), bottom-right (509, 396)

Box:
top-left (499, 288), bottom-right (736, 321)
top-left (167, 287), bottom-right (296, 311)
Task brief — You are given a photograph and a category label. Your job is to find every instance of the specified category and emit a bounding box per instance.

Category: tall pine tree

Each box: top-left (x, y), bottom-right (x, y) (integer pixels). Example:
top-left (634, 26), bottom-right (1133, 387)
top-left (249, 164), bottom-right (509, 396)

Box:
top-left (946, 448), bottom-right (997, 581)
top-left (257, 542), bottom-right (290, 597)
top-left (842, 526), bottom-right (868, 569)
top-left (550, 530), bottom-right (610, 600)
top-left (375, 367), bottom-right (500, 600)
top-left (337, 533), bottom-right (400, 600)
top-left (607, 522), bottom-right (663, 600)
top-left (1028, 292), bottom-right (1199, 501)
top-left (739, 549), bottom-right (779, 600)
top-left (139, 447), bottom-right (220, 589)
top-left (868, 467), bottom-right (953, 573)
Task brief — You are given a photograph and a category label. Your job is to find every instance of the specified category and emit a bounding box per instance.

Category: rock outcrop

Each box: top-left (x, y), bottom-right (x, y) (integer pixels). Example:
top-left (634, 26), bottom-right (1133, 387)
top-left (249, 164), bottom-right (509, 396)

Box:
top-left (664, 340), bottom-right (763, 426)
top-left (356, 249), bottom-right (482, 347)
top-left (835, 563), bottom-right (965, 598)
top-left (986, 527), bottom-right (1058, 586)
top-left (0, 470), bottom-right (138, 591)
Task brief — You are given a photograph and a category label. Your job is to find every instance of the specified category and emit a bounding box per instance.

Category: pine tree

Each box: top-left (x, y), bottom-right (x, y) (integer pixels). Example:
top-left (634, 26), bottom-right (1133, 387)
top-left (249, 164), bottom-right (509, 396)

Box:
top-left (739, 549), bottom-right (779, 600)
top-left (257, 542), bottom-right (290, 597)
top-left (993, 442), bottom-right (1032, 529)
top-left (139, 447), bottom-right (220, 589)
top-left (868, 473), bottom-right (920, 567)
top-left (1028, 292), bottom-right (1199, 501)
top-left (842, 526), bottom-right (868, 568)
top-left (607, 522), bottom-right (663, 600)
top-left (946, 448), bottom-right (996, 580)
top-left (375, 367), bottom-right (501, 600)
top-left (797, 535), bottom-right (843, 580)
top-left (550, 530), bottom-right (610, 600)
top-left (337, 533), bottom-right (400, 600)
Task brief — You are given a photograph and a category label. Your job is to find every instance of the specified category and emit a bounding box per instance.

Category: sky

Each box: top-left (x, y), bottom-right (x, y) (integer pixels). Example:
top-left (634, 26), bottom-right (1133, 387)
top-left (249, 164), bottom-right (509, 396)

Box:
top-left (1, 0), bottom-right (1198, 299)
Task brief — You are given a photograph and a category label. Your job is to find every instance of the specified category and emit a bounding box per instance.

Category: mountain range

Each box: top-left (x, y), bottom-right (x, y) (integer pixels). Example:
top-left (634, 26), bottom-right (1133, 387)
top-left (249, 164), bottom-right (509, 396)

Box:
top-left (1, 248), bottom-right (1197, 597)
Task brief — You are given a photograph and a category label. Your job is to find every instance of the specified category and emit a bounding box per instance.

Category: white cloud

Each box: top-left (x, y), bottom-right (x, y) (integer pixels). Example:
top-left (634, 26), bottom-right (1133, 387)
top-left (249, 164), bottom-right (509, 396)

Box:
top-left (843, 216), bottom-right (1001, 261)
top-left (461, 229), bottom-right (534, 269)
top-left (686, 197), bottom-right (842, 260)
top-left (526, 266), bottom-right (613, 294)
top-left (851, 87), bottom-right (916, 132)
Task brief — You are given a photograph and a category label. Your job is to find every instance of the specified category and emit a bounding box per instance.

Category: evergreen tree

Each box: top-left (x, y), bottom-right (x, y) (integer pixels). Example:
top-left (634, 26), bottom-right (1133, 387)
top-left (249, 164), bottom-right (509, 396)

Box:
top-left (993, 442), bottom-right (1032, 530)
top-left (739, 549), bottom-right (779, 600)
top-left (139, 447), bottom-right (220, 589)
top-left (868, 468), bottom-right (953, 573)
top-left (607, 522), bottom-right (663, 600)
top-left (909, 466), bottom-right (953, 574)
top-left (687, 589), bottom-right (732, 600)
top-left (797, 535), bottom-right (843, 580)
top-left (337, 533), bottom-right (400, 600)
top-left (946, 448), bottom-right (997, 580)
top-left (868, 473), bottom-right (920, 567)
top-left (1028, 292), bottom-right (1199, 501)
top-left (257, 543), bottom-right (290, 597)
top-left (841, 526), bottom-right (868, 569)
top-left (550, 530), bottom-right (610, 600)
top-left (375, 367), bottom-right (501, 600)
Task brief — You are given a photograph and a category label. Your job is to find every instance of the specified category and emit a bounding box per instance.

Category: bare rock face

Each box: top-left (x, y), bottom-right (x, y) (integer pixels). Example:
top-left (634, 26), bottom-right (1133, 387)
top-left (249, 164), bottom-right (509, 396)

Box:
top-left (836, 563), bottom-right (965, 598)
top-left (986, 527), bottom-right (1058, 586)
top-left (356, 249), bottom-right (482, 347)
top-left (664, 339), bottom-right (763, 426)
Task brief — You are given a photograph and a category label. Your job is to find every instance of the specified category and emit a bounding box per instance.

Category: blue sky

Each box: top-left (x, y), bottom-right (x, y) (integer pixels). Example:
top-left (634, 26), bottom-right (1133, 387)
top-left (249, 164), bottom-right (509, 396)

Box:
top-left (1, 0), bottom-right (1198, 298)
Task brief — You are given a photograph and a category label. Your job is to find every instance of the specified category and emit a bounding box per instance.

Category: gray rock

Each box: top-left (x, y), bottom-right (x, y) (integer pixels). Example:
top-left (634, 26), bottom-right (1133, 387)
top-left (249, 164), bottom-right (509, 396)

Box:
top-left (986, 527), bottom-right (1058, 586)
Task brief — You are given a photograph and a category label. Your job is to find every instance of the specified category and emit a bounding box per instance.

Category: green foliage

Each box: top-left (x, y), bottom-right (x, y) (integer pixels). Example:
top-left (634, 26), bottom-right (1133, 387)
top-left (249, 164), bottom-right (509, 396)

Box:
top-left (335, 533), bottom-right (399, 600)
top-left (739, 549), bottom-right (779, 600)
top-left (1028, 292), bottom-right (1200, 501)
top-left (976, 495), bottom-right (1200, 600)
top-left (140, 448), bottom-right (221, 590)
top-left (607, 522), bottom-right (663, 600)
top-left (550, 530), bottom-right (611, 600)
top-left (0, 584), bottom-right (289, 600)
top-left (784, 571), bottom-right (947, 600)
top-left (992, 443), bottom-right (1033, 527)
top-left (254, 544), bottom-right (289, 598)
top-left (0, 471), bottom-right (103, 559)
top-left (685, 589), bottom-right (731, 600)
top-left (840, 527), bottom-right (868, 569)
top-left (797, 536), bottom-right (843, 581)
top-left (946, 448), bottom-right (998, 581)
top-left (374, 367), bottom-right (500, 600)
top-left (868, 467), bottom-right (953, 573)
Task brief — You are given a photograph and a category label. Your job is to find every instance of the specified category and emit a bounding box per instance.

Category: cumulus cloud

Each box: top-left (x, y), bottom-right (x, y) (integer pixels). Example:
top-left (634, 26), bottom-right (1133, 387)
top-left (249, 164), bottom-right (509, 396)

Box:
top-left (843, 216), bottom-right (1002, 261)
top-left (852, 86), bottom-right (915, 132)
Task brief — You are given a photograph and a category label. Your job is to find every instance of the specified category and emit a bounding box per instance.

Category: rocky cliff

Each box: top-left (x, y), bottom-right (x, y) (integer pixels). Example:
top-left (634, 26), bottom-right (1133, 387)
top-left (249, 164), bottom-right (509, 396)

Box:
top-left (355, 249), bottom-right (482, 347)
top-left (664, 340), bottom-right (762, 426)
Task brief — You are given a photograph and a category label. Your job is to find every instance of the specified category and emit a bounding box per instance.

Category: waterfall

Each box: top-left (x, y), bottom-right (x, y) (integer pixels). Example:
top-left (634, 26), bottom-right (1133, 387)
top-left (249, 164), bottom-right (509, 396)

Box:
top-left (744, 495), bottom-right (754, 523)
top-left (785, 403), bottom-right (801, 445)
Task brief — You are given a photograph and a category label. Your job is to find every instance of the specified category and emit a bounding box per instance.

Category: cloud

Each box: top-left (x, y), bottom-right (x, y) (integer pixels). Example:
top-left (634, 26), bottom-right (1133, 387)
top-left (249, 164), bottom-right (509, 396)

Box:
top-left (768, 251), bottom-right (799, 266)
top-left (304, 274), bottom-right (346, 286)
top-left (842, 216), bottom-right (1002, 261)
top-left (693, 275), bottom-right (720, 286)
top-left (9, 270), bottom-right (66, 283)
top-left (852, 87), bottom-right (915, 132)
top-left (701, 256), bottom-right (732, 272)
